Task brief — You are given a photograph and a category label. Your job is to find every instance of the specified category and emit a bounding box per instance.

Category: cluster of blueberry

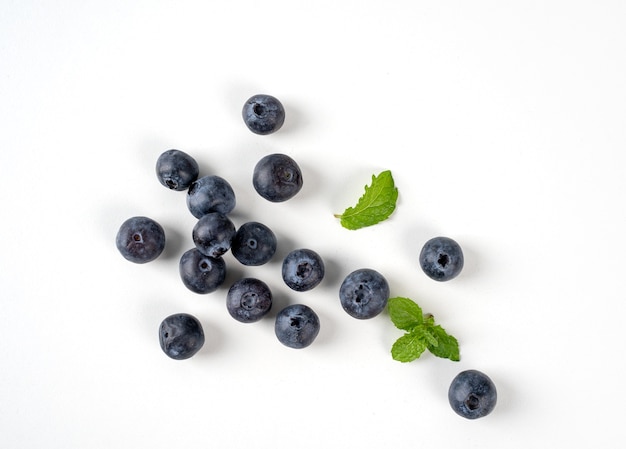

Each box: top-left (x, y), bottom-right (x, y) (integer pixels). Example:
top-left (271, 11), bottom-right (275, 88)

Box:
top-left (115, 94), bottom-right (497, 420)
top-left (115, 94), bottom-right (391, 351)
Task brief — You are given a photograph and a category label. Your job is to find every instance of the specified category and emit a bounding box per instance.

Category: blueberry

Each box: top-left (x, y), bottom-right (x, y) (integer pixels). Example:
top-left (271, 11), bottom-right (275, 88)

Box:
top-left (339, 268), bottom-right (389, 319)
top-left (155, 149), bottom-right (199, 191)
top-left (192, 212), bottom-right (236, 258)
top-left (115, 216), bottom-right (166, 264)
top-left (186, 175), bottom-right (236, 219)
top-left (158, 313), bottom-right (205, 360)
top-left (231, 221), bottom-right (277, 266)
top-left (253, 153), bottom-right (303, 202)
top-left (282, 248), bottom-right (325, 292)
top-left (242, 94), bottom-right (285, 135)
top-left (448, 370), bottom-right (497, 419)
top-left (226, 278), bottom-right (273, 323)
top-left (419, 236), bottom-right (464, 281)
top-left (179, 248), bottom-right (227, 294)
top-left (274, 304), bottom-right (320, 349)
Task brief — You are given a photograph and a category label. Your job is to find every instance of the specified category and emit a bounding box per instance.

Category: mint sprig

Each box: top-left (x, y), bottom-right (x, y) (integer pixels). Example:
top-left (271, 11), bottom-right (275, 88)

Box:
top-left (388, 297), bottom-right (460, 363)
top-left (334, 170), bottom-right (398, 230)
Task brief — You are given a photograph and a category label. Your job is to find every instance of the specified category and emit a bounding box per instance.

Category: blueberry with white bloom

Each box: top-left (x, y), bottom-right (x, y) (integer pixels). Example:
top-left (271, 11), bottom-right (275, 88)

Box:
top-left (179, 248), bottom-right (226, 294)
top-left (155, 149), bottom-right (199, 191)
top-left (231, 221), bottom-right (277, 266)
top-left (159, 313), bottom-right (205, 360)
top-left (116, 216), bottom-right (165, 264)
top-left (419, 236), bottom-right (464, 281)
top-left (226, 278), bottom-right (273, 323)
top-left (187, 175), bottom-right (236, 218)
top-left (339, 268), bottom-right (389, 319)
top-left (192, 212), bottom-right (236, 258)
top-left (282, 248), bottom-right (324, 292)
top-left (275, 304), bottom-right (320, 349)
top-left (253, 153), bottom-right (303, 202)
top-left (448, 370), bottom-right (497, 419)
top-left (242, 94), bottom-right (285, 135)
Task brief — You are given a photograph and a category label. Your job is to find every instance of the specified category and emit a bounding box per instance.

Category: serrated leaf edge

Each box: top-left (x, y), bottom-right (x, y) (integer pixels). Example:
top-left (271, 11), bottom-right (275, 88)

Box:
top-left (391, 332), bottom-right (428, 363)
top-left (388, 297), bottom-right (461, 363)
top-left (387, 296), bottom-right (423, 330)
top-left (335, 170), bottom-right (398, 230)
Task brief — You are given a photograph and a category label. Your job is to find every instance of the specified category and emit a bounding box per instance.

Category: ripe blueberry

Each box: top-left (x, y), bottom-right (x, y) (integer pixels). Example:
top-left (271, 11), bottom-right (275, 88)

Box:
top-left (231, 221), bottom-right (277, 266)
top-left (448, 369), bottom-right (497, 419)
top-left (419, 236), bottom-right (464, 281)
top-left (158, 313), bottom-right (205, 360)
top-left (339, 268), bottom-right (389, 319)
top-left (282, 248), bottom-right (325, 292)
top-left (252, 153), bottom-right (303, 202)
top-left (226, 278), bottom-right (273, 323)
top-left (115, 216), bottom-right (166, 264)
top-left (187, 175), bottom-right (236, 218)
top-left (179, 248), bottom-right (226, 294)
top-left (192, 212), bottom-right (236, 258)
top-left (242, 94), bottom-right (285, 135)
top-left (155, 149), bottom-right (199, 191)
top-left (274, 304), bottom-right (320, 349)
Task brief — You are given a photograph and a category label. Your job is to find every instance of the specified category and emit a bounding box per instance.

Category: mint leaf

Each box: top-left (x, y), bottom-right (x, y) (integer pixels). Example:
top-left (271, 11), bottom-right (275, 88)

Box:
top-left (388, 296), bottom-right (423, 330)
top-left (426, 325), bottom-right (460, 361)
top-left (418, 326), bottom-right (440, 348)
top-left (391, 332), bottom-right (427, 363)
top-left (334, 170), bottom-right (398, 230)
top-left (387, 297), bottom-right (460, 363)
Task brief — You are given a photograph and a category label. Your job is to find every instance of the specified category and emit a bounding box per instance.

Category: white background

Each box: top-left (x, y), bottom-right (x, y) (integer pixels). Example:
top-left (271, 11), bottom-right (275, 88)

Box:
top-left (1, 1), bottom-right (625, 447)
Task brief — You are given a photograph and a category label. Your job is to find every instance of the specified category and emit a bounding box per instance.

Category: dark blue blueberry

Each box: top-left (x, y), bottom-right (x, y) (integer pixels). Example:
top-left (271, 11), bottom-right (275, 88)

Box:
top-left (192, 212), bottom-right (236, 258)
top-left (274, 304), bottom-right (320, 349)
top-left (231, 221), bottom-right (277, 266)
top-left (155, 149), bottom-right (199, 191)
top-left (253, 153), bottom-right (303, 202)
top-left (242, 94), bottom-right (285, 135)
top-left (179, 248), bottom-right (226, 294)
top-left (158, 313), bottom-right (205, 360)
top-left (115, 216), bottom-right (166, 264)
top-left (282, 248), bottom-right (325, 292)
top-left (187, 175), bottom-right (236, 219)
top-left (448, 370), bottom-right (497, 419)
top-left (339, 268), bottom-right (389, 319)
top-left (226, 278), bottom-right (273, 323)
top-left (419, 236), bottom-right (464, 281)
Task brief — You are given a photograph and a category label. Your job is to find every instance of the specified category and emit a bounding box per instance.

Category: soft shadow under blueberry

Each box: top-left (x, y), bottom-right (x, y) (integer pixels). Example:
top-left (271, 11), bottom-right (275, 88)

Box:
top-left (158, 226), bottom-right (186, 262)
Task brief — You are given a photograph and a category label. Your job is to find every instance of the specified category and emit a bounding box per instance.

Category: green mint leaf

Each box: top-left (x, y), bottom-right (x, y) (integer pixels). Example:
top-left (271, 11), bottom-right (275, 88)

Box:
top-left (391, 332), bottom-right (427, 363)
top-left (334, 170), bottom-right (398, 230)
top-left (419, 326), bottom-right (440, 348)
top-left (387, 297), bottom-right (461, 363)
top-left (426, 325), bottom-right (460, 362)
top-left (388, 296), bottom-right (423, 330)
